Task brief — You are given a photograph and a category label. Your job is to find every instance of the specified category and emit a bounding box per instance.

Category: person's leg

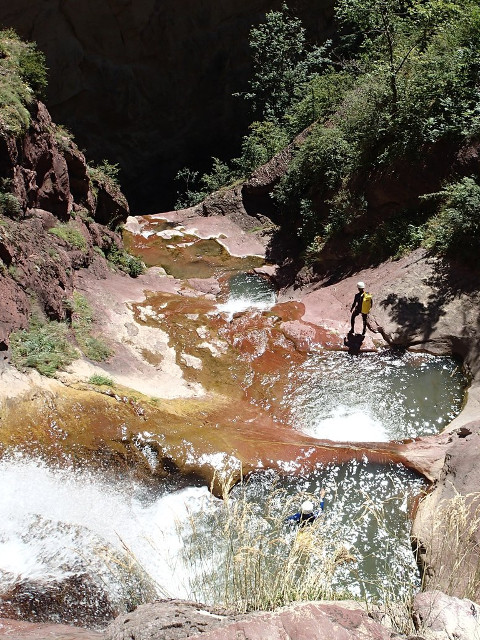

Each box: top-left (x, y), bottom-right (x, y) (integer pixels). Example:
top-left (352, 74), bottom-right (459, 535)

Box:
top-left (361, 313), bottom-right (367, 334)
top-left (350, 310), bottom-right (358, 333)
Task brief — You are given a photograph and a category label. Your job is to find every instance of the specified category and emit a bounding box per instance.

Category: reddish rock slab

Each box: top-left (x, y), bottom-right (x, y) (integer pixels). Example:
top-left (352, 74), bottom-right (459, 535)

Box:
top-left (150, 211), bottom-right (267, 258)
top-left (188, 602), bottom-right (398, 640)
top-left (413, 590), bottom-right (480, 639)
top-left (0, 618), bottom-right (101, 639)
top-left (105, 600), bottom-right (398, 640)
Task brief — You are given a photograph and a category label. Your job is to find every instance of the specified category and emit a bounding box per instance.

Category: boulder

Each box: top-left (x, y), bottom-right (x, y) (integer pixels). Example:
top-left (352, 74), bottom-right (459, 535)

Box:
top-left (105, 600), bottom-right (400, 640)
top-left (0, 574), bottom-right (116, 629)
top-left (412, 590), bottom-right (480, 640)
top-left (104, 599), bottom-right (239, 640)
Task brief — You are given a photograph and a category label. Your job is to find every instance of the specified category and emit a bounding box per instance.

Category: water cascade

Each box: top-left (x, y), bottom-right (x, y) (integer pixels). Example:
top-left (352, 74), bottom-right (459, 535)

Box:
top-left (0, 218), bottom-right (468, 627)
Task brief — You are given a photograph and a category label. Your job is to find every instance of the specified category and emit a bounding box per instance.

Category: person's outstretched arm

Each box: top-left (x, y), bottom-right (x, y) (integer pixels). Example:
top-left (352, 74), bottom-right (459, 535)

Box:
top-left (319, 487), bottom-right (326, 511)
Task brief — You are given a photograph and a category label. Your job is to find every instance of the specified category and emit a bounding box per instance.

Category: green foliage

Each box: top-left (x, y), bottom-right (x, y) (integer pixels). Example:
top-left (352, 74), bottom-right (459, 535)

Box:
top-left (0, 29), bottom-right (48, 136)
top-left (274, 124), bottom-right (356, 227)
top-left (10, 317), bottom-right (77, 377)
top-left (48, 223), bottom-right (87, 251)
top-left (285, 71), bottom-right (355, 135)
top-left (88, 160), bottom-right (120, 185)
top-left (67, 291), bottom-right (112, 362)
top-left (241, 3), bottom-right (330, 122)
top-left (234, 121), bottom-right (290, 175)
top-left (175, 158), bottom-right (239, 209)
top-left (350, 216), bottom-right (426, 262)
top-left (174, 167), bottom-right (205, 209)
top-left (107, 245), bottom-right (146, 277)
top-left (422, 177), bottom-right (480, 262)
top-left (88, 160), bottom-right (126, 204)
top-left (17, 41), bottom-right (48, 97)
top-left (0, 191), bottom-right (21, 217)
top-left (89, 374), bottom-right (114, 386)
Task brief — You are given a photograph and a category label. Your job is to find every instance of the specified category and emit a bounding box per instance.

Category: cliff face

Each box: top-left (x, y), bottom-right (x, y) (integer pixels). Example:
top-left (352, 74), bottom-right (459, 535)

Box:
top-left (0, 0), bottom-right (334, 212)
top-left (0, 100), bottom-right (129, 349)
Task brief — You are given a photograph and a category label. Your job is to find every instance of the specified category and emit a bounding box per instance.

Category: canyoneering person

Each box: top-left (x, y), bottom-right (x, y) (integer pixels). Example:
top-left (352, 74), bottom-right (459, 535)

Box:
top-left (349, 281), bottom-right (373, 336)
top-left (285, 488), bottom-right (326, 526)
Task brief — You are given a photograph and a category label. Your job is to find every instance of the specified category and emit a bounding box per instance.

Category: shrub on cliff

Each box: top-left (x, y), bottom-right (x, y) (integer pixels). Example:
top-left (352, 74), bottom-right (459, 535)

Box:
top-left (0, 29), bottom-right (47, 136)
top-left (48, 223), bottom-right (88, 251)
top-left (10, 317), bottom-right (76, 377)
top-left (423, 176), bottom-right (480, 263)
top-left (106, 245), bottom-right (145, 278)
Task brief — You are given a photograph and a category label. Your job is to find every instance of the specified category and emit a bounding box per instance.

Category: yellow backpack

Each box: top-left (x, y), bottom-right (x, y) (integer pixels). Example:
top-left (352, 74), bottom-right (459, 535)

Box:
top-left (361, 292), bottom-right (372, 314)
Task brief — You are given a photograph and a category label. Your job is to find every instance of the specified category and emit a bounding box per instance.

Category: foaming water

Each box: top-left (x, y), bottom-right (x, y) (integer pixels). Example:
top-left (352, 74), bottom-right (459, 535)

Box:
top-left (216, 273), bottom-right (276, 319)
top-left (0, 455), bottom-right (216, 610)
top-left (285, 350), bottom-right (465, 441)
top-left (0, 454), bottom-right (424, 612)
top-left (177, 462), bottom-right (425, 602)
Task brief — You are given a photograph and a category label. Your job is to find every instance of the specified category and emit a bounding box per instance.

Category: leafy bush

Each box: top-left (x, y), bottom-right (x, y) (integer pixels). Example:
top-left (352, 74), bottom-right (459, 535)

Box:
top-left (17, 41), bottom-right (48, 97)
top-left (10, 317), bottom-right (77, 377)
top-left (285, 71), bottom-right (355, 135)
top-left (274, 124), bottom-right (356, 229)
top-left (88, 160), bottom-right (121, 192)
top-left (107, 245), bottom-right (146, 278)
top-left (422, 176), bottom-right (480, 262)
top-left (89, 374), bottom-right (114, 386)
top-left (0, 29), bottom-right (48, 136)
top-left (0, 191), bottom-right (21, 217)
top-left (48, 223), bottom-right (87, 251)
top-left (234, 120), bottom-right (290, 175)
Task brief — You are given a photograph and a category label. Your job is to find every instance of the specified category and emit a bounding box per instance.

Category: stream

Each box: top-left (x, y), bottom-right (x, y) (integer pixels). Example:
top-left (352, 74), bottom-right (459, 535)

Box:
top-left (0, 225), bottom-right (469, 626)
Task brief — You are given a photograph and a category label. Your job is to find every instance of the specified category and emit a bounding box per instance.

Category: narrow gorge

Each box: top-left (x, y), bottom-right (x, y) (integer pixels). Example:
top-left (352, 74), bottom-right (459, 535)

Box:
top-left (0, 3), bottom-right (480, 639)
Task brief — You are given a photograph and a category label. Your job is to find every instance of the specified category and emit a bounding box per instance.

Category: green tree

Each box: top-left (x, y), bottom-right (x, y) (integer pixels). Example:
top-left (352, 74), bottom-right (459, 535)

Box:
top-left (335, 0), bottom-right (464, 114)
top-left (241, 3), bottom-right (330, 122)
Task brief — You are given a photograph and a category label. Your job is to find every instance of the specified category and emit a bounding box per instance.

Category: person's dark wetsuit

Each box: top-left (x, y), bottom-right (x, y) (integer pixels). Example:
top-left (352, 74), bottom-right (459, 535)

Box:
top-left (350, 290), bottom-right (367, 335)
top-left (285, 495), bottom-right (325, 527)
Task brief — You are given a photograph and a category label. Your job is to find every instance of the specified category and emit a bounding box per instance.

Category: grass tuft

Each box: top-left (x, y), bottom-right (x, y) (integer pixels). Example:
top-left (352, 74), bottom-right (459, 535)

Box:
top-left (10, 317), bottom-right (77, 377)
top-left (89, 374), bottom-right (114, 387)
top-left (48, 223), bottom-right (87, 251)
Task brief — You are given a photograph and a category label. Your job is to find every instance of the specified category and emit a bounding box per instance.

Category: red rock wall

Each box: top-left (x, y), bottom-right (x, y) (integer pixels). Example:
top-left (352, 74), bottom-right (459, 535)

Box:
top-left (0, 100), bottom-right (129, 349)
top-left (0, 0), bottom-right (334, 212)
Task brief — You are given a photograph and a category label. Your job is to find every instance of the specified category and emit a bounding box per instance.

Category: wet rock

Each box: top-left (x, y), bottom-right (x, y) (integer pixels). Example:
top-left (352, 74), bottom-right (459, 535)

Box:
top-left (104, 599), bottom-right (239, 640)
top-left (412, 590), bottom-right (480, 639)
top-left (0, 574), bottom-right (116, 629)
top-left (0, 617), bottom-right (102, 639)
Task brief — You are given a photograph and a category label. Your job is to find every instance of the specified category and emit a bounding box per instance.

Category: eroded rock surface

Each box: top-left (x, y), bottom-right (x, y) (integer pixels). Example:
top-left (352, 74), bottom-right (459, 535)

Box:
top-left (412, 590), bottom-right (480, 640)
top-left (105, 600), bottom-right (401, 640)
top-left (0, 99), bottom-right (129, 348)
top-left (0, 618), bottom-right (102, 639)
top-left (105, 600), bottom-right (239, 640)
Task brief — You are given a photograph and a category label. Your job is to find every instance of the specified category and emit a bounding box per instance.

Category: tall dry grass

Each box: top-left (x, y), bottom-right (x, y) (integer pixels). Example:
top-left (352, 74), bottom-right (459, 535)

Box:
top-left (177, 476), bottom-right (355, 613)
top-left (417, 490), bottom-right (480, 602)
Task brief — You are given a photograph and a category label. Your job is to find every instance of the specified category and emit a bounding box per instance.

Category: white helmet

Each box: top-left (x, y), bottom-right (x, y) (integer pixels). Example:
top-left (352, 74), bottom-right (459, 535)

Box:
top-left (357, 281), bottom-right (365, 289)
top-left (301, 500), bottom-right (314, 514)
